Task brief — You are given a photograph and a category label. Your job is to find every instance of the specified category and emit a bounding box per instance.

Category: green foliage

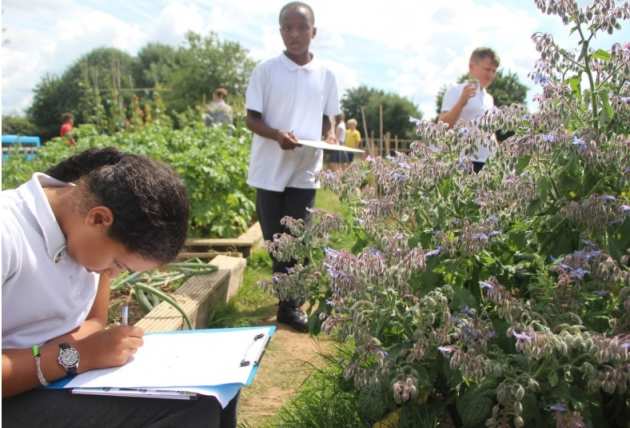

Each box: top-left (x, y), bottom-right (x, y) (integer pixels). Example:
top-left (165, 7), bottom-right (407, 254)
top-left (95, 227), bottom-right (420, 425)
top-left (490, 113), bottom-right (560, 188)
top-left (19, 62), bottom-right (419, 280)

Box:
top-left (267, 3), bottom-right (630, 426)
top-left (2, 124), bottom-right (255, 238)
top-left (270, 351), bottom-right (366, 428)
top-left (132, 43), bottom-right (179, 88)
top-left (28, 74), bottom-right (66, 140)
top-left (341, 85), bottom-right (422, 139)
top-left (164, 32), bottom-right (255, 114)
top-left (27, 33), bottom-right (254, 140)
top-left (1, 115), bottom-right (38, 135)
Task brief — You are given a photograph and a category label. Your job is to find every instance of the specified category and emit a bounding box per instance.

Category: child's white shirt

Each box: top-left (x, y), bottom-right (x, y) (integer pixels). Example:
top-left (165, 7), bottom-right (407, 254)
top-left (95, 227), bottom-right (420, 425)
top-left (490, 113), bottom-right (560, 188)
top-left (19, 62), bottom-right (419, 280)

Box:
top-left (442, 83), bottom-right (495, 162)
top-left (246, 53), bottom-right (340, 192)
top-left (1, 173), bottom-right (99, 348)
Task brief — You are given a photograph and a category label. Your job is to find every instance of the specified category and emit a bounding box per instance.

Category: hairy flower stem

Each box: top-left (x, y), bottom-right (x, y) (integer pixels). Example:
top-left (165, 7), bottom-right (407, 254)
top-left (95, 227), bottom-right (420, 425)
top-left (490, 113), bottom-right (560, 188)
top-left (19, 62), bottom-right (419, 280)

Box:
top-left (576, 22), bottom-right (599, 134)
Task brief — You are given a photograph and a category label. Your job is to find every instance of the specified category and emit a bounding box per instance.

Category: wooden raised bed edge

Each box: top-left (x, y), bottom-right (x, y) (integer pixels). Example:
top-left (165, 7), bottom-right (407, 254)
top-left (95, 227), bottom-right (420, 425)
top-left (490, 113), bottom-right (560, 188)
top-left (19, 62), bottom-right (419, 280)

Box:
top-left (180, 222), bottom-right (263, 259)
top-left (136, 222), bottom-right (262, 333)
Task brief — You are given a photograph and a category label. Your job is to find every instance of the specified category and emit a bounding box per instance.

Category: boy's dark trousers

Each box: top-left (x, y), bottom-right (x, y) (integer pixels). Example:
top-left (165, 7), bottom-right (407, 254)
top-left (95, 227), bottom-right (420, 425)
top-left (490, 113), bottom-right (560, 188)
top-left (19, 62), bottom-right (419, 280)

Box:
top-left (255, 187), bottom-right (316, 275)
top-left (2, 390), bottom-right (239, 428)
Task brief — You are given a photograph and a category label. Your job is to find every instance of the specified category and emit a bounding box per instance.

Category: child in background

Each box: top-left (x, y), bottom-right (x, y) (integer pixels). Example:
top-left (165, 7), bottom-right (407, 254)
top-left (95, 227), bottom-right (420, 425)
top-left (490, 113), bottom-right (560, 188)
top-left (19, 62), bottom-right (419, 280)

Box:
top-left (2, 148), bottom-right (238, 428)
top-left (439, 47), bottom-right (499, 172)
top-left (344, 118), bottom-right (362, 163)
top-left (59, 112), bottom-right (76, 146)
top-left (328, 113), bottom-right (347, 171)
top-left (245, 1), bottom-right (340, 332)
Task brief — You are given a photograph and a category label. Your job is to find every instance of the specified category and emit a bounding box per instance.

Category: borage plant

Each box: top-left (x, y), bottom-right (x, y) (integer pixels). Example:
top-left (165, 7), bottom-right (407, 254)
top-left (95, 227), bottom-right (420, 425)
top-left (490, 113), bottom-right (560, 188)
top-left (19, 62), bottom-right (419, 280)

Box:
top-left (264, 1), bottom-right (630, 426)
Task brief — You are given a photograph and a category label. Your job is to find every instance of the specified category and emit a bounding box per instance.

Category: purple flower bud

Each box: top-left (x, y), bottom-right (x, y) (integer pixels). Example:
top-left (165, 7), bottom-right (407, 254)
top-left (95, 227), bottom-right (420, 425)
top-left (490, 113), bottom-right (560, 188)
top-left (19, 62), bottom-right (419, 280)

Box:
top-left (570, 267), bottom-right (589, 280)
top-left (512, 331), bottom-right (533, 342)
top-left (593, 290), bottom-right (609, 297)
top-left (572, 135), bottom-right (586, 150)
top-left (599, 195), bottom-right (617, 202)
top-left (425, 247), bottom-right (442, 257)
top-left (472, 232), bottom-right (489, 241)
top-left (479, 281), bottom-right (494, 290)
top-left (620, 205), bottom-right (630, 214)
top-left (548, 403), bottom-right (568, 412)
top-left (438, 345), bottom-right (455, 356)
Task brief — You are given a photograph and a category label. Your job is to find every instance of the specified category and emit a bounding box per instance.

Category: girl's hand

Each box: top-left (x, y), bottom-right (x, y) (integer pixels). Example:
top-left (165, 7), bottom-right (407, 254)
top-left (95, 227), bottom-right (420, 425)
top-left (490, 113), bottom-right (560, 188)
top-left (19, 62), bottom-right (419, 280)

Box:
top-left (76, 325), bottom-right (144, 372)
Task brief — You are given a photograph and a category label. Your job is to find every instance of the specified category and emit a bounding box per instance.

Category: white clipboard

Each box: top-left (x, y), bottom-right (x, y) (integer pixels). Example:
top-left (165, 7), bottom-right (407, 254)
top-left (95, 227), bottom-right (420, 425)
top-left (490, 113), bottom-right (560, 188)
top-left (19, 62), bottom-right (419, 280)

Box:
top-left (298, 139), bottom-right (364, 153)
top-left (48, 326), bottom-right (275, 406)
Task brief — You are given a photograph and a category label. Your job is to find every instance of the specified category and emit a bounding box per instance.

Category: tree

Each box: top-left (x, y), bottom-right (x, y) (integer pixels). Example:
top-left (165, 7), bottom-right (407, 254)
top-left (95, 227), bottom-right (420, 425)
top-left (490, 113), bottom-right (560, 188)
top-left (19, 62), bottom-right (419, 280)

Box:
top-left (27, 33), bottom-right (255, 137)
top-left (132, 43), bottom-right (178, 88)
top-left (163, 32), bottom-right (256, 113)
top-left (341, 86), bottom-right (422, 139)
top-left (2, 115), bottom-right (38, 135)
top-left (29, 48), bottom-right (137, 140)
top-left (28, 74), bottom-right (66, 140)
top-left (434, 70), bottom-right (529, 116)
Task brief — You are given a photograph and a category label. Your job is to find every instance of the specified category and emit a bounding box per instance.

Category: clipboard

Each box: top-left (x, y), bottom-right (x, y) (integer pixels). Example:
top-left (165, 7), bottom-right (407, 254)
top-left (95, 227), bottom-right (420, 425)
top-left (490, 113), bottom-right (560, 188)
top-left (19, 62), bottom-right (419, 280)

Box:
top-left (48, 326), bottom-right (275, 407)
top-left (298, 139), bottom-right (364, 153)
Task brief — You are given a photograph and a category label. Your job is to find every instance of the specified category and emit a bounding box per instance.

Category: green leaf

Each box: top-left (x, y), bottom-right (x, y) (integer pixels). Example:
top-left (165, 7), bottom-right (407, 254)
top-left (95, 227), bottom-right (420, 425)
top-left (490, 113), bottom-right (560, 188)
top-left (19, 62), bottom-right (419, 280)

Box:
top-left (457, 388), bottom-right (494, 427)
top-left (592, 49), bottom-right (611, 62)
top-left (598, 89), bottom-right (614, 123)
top-left (565, 75), bottom-right (582, 98)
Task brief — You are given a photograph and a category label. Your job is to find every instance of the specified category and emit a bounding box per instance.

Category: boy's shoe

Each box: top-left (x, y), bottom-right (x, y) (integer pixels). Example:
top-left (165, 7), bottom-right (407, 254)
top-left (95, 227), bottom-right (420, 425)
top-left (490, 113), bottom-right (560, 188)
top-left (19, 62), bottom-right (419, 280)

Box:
top-left (277, 301), bottom-right (308, 333)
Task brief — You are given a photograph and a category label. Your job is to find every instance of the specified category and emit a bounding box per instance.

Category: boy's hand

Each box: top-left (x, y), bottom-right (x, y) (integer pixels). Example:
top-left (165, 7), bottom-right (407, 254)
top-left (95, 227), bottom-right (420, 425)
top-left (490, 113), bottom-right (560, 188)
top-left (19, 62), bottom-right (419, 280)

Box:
top-left (275, 130), bottom-right (299, 150)
top-left (325, 133), bottom-right (338, 145)
top-left (458, 83), bottom-right (477, 105)
top-left (77, 325), bottom-right (144, 372)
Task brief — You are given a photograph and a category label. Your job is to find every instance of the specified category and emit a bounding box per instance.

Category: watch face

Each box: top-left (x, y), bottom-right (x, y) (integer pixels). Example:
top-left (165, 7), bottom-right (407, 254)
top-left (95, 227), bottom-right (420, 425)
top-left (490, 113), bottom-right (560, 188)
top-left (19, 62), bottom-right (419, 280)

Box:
top-left (58, 346), bottom-right (80, 368)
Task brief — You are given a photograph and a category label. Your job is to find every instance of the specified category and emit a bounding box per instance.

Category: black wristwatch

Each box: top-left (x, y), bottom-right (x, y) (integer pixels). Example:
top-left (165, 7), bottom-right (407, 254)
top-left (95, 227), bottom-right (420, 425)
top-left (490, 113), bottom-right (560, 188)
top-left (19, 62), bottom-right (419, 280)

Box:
top-left (57, 343), bottom-right (80, 376)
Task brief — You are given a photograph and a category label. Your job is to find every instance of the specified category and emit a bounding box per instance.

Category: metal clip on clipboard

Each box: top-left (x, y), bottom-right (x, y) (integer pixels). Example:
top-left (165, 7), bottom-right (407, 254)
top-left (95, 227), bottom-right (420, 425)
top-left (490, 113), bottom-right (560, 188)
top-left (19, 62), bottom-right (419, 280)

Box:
top-left (239, 333), bottom-right (269, 367)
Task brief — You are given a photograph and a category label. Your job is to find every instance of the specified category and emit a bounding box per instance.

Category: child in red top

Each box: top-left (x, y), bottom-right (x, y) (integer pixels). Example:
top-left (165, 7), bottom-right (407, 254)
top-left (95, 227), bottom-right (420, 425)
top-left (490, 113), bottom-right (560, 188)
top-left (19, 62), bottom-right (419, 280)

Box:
top-left (59, 112), bottom-right (75, 146)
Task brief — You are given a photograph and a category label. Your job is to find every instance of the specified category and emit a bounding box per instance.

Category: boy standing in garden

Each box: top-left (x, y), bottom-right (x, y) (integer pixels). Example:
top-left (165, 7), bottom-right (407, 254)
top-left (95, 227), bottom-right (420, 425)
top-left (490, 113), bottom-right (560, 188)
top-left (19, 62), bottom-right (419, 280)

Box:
top-left (439, 47), bottom-right (499, 172)
top-left (245, 1), bottom-right (340, 332)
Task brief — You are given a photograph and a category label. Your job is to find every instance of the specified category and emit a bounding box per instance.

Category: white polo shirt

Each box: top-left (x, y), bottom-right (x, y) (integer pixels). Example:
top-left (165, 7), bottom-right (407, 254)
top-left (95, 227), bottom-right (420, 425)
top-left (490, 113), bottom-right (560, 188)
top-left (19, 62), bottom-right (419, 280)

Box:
top-left (442, 83), bottom-right (495, 162)
top-left (1, 173), bottom-right (99, 349)
top-left (246, 53), bottom-right (340, 192)
top-left (336, 121), bottom-right (346, 145)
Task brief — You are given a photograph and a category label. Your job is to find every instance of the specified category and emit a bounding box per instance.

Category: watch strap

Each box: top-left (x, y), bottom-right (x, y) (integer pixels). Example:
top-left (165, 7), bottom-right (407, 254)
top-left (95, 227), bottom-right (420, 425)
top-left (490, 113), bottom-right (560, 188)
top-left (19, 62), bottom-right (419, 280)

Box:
top-left (31, 345), bottom-right (49, 387)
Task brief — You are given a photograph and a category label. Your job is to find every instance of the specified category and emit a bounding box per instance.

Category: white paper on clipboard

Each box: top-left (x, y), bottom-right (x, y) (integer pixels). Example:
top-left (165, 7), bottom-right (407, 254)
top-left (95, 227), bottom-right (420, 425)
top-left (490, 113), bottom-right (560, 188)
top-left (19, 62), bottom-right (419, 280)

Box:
top-left (298, 139), bottom-right (364, 153)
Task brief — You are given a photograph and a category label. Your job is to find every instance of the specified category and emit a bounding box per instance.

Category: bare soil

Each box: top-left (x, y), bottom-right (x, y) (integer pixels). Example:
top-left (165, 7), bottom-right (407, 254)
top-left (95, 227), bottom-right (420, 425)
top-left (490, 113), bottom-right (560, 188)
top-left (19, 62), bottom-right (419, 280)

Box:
top-left (237, 313), bottom-right (334, 427)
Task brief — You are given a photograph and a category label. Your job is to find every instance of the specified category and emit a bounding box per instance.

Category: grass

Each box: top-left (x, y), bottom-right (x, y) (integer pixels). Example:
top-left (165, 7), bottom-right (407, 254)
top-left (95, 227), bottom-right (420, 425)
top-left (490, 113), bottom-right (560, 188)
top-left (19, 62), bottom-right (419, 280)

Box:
top-left (207, 249), bottom-right (277, 327)
top-left (264, 350), bottom-right (366, 428)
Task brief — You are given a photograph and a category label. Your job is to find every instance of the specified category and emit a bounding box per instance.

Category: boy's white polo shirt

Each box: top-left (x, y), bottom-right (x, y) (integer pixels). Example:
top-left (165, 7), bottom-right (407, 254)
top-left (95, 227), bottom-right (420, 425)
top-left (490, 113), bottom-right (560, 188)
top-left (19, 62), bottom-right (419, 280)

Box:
top-left (246, 53), bottom-right (340, 192)
top-left (442, 83), bottom-right (495, 162)
top-left (1, 173), bottom-right (99, 349)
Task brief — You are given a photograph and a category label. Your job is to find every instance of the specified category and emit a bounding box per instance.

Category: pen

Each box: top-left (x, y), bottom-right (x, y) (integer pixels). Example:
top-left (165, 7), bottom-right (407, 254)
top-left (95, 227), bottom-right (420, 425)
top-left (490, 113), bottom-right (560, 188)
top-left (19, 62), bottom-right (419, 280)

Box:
top-left (122, 293), bottom-right (132, 326)
top-left (121, 304), bottom-right (129, 326)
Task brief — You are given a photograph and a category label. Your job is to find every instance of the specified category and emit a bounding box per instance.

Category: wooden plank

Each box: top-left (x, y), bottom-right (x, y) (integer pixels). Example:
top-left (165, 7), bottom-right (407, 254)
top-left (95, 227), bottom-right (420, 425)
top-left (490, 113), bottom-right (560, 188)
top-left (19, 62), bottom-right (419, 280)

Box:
top-left (185, 238), bottom-right (252, 247)
top-left (177, 251), bottom-right (242, 260)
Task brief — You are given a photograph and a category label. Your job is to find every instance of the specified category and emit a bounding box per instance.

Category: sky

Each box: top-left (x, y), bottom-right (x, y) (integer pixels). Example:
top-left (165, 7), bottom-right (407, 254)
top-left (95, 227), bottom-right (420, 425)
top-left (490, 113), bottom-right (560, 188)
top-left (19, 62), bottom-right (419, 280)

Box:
top-left (1, 0), bottom-right (628, 120)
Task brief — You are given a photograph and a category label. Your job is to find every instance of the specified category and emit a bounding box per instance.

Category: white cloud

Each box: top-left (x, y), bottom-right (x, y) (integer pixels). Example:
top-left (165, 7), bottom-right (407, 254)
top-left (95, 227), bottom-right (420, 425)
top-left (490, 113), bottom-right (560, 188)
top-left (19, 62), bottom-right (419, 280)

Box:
top-left (150, 1), bottom-right (210, 46)
top-left (2, 3), bottom-right (149, 114)
top-left (2, 0), bottom-right (628, 121)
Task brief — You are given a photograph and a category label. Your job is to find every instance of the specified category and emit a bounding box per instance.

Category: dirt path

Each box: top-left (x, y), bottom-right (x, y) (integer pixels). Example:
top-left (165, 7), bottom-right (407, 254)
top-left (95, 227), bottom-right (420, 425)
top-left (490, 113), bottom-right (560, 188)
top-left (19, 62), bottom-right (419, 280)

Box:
top-left (237, 314), bottom-right (333, 427)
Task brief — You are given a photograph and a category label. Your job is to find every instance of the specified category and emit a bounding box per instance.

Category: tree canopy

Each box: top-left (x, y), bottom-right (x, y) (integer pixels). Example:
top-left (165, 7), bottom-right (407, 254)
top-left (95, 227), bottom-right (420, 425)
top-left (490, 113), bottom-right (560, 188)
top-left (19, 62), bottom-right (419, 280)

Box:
top-left (26, 32), bottom-right (255, 140)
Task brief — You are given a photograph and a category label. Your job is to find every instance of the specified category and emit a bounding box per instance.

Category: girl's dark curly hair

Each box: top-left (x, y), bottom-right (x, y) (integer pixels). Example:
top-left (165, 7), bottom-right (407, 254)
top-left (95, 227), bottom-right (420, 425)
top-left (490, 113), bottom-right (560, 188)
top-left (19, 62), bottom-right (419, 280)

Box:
top-left (46, 147), bottom-right (189, 263)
